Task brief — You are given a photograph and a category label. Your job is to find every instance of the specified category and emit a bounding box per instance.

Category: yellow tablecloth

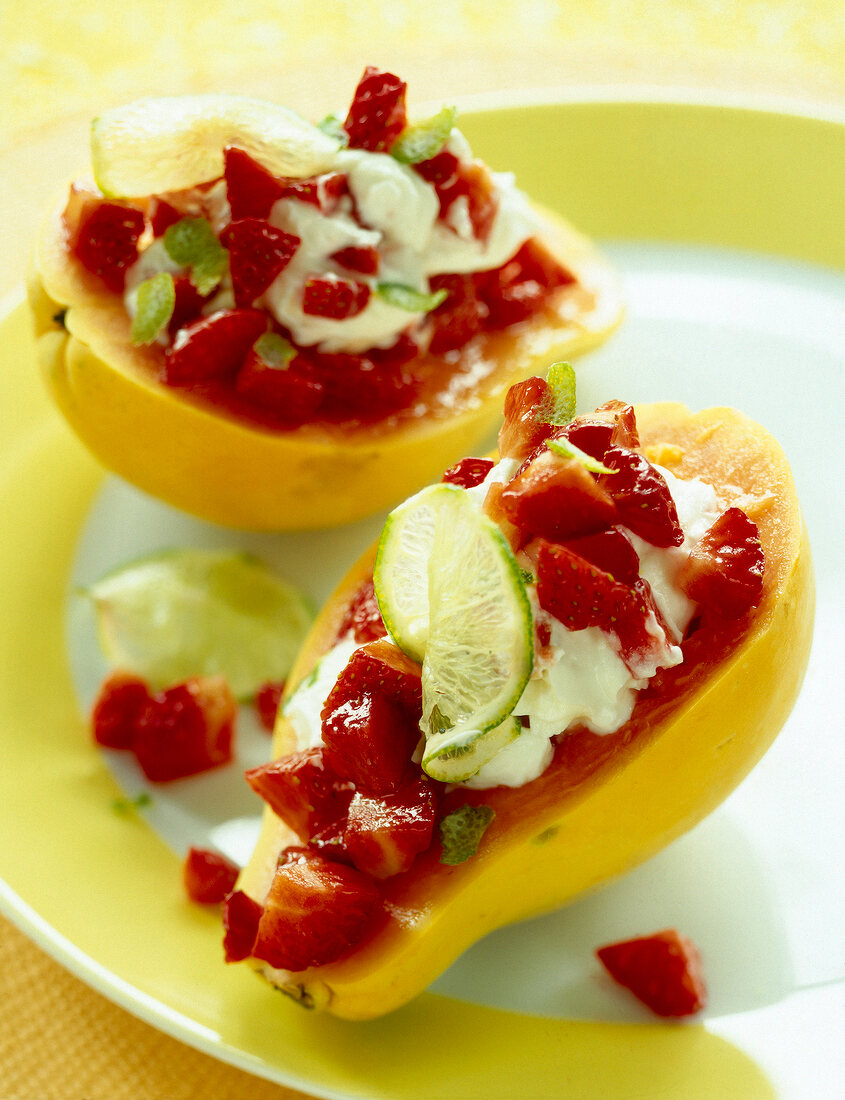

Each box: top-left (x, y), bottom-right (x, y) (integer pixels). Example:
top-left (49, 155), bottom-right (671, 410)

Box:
top-left (1, 3), bottom-right (842, 1097)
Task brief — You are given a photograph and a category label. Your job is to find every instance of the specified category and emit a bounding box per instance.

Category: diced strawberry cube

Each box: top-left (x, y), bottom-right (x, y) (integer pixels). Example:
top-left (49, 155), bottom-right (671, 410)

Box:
top-left (323, 639), bottom-right (423, 719)
top-left (252, 851), bottom-right (382, 971)
top-left (499, 450), bottom-right (618, 544)
top-left (133, 676), bottom-right (235, 782)
top-left (66, 192), bottom-right (145, 292)
top-left (330, 245), bottom-right (380, 276)
top-left (322, 691), bottom-right (420, 797)
top-left (244, 746), bottom-right (353, 841)
top-left (222, 889), bottom-right (263, 962)
top-left (336, 578), bottom-right (388, 645)
top-left (91, 671), bottom-right (152, 749)
top-left (416, 154), bottom-right (497, 241)
top-left (427, 273), bottom-right (488, 354)
top-left (219, 218), bottom-right (300, 306)
top-left (224, 146), bottom-right (285, 220)
top-left (441, 456), bottom-right (495, 489)
top-left (479, 238), bottom-right (574, 327)
top-left (148, 197), bottom-right (182, 238)
top-left (164, 309), bottom-right (268, 385)
top-left (679, 507), bottom-right (764, 618)
top-left (183, 846), bottom-right (240, 904)
top-left (302, 275), bottom-right (371, 319)
top-left (301, 348), bottom-right (417, 423)
top-left (344, 778), bottom-right (437, 879)
top-left (563, 527), bottom-right (640, 587)
top-left (497, 376), bottom-right (554, 461)
top-left (558, 399), bottom-right (640, 460)
top-left (235, 347), bottom-right (325, 425)
top-left (600, 446), bottom-right (684, 548)
top-left (255, 680), bottom-right (286, 732)
top-left (343, 66), bottom-right (408, 153)
top-left (596, 929), bottom-right (707, 1017)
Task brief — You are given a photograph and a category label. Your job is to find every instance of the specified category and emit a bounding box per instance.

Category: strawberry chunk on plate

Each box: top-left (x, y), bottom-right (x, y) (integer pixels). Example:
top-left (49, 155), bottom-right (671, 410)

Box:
top-left (596, 928), bottom-right (707, 1017)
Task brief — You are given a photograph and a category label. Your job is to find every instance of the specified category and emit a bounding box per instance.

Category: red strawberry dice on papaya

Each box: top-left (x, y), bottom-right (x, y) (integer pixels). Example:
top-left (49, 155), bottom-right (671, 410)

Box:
top-left (322, 691), bottom-right (420, 797)
top-left (596, 929), bottom-right (707, 1017)
top-left (479, 238), bottom-right (573, 326)
top-left (183, 846), bottom-right (240, 905)
top-left (441, 456), bottom-right (494, 489)
top-left (497, 375), bottom-right (553, 461)
top-left (219, 218), bottom-right (300, 306)
top-left (252, 852), bottom-right (381, 971)
top-left (244, 747), bottom-right (353, 841)
top-left (427, 273), bottom-right (488, 355)
top-left (563, 527), bottom-right (640, 587)
top-left (601, 446), bottom-right (683, 548)
top-left (499, 450), bottom-right (618, 544)
top-left (344, 779), bottom-right (438, 879)
top-left (133, 676), bottom-right (235, 782)
top-left (224, 146), bottom-right (285, 220)
top-left (559, 400), bottom-right (639, 460)
top-left (679, 507), bottom-right (764, 618)
top-left (91, 671), bottom-right (152, 749)
top-left (330, 244), bottom-right (380, 276)
top-left (302, 275), bottom-right (371, 319)
top-left (235, 348), bottom-right (325, 425)
top-left (67, 193), bottom-right (145, 292)
top-left (164, 308), bottom-right (267, 385)
top-left (343, 66), bottom-right (408, 153)
top-left (148, 197), bottom-right (183, 238)
top-left (222, 889), bottom-right (263, 962)
top-left (336, 579), bottom-right (388, 645)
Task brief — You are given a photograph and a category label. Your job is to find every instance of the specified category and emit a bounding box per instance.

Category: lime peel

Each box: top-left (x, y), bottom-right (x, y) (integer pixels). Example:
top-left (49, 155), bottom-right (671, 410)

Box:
top-left (422, 716), bottom-right (522, 784)
top-left (542, 361), bottom-right (577, 426)
top-left (376, 282), bottom-right (448, 313)
top-left (547, 435), bottom-right (617, 474)
top-left (390, 106), bottom-right (457, 164)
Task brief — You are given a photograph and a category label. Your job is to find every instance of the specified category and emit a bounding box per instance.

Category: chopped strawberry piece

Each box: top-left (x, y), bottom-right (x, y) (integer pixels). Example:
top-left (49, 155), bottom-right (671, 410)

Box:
top-left (601, 446), bottom-right (684, 548)
top-left (442, 456), bottom-right (495, 489)
top-left (497, 376), bottom-right (554, 461)
top-left (279, 172), bottom-right (349, 212)
top-left (416, 154), bottom-right (497, 240)
top-left (302, 275), bottom-right (371, 319)
top-left (255, 680), bottom-right (286, 732)
top-left (596, 929), bottom-right (707, 1017)
top-left (482, 480), bottom-right (523, 551)
top-left (235, 347), bottom-right (325, 425)
top-left (322, 691), bottom-right (420, 797)
top-left (222, 889), bottom-right (263, 962)
top-left (133, 676), bottom-right (235, 782)
top-left (427, 273), bottom-right (488, 354)
top-left (330, 244), bottom-right (380, 276)
top-left (344, 778), bottom-right (437, 878)
top-left (224, 146), bottom-right (285, 220)
top-left (183, 846), bottom-right (240, 904)
top-left (91, 672), bottom-right (152, 749)
top-left (164, 309), bottom-right (268, 385)
top-left (148, 197), bottom-right (182, 237)
top-left (499, 450), bottom-right (618, 544)
top-left (67, 194), bottom-right (145, 292)
top-left (479, 239), bottom-right (574, 327)
top-left (343, 66), bottom-right (408, 153)
top-left (245, 747), bottom-right (353, 841)
top-left (167, 275), bottom-right (208, 334)
top-left (558, 400), bottom-right (639, 460)
top-left (323, 639), bottom-right (423, 719)
top-left (336, 578), bottom-right (388, 644)
top-left (219, 218), bottom-right (300, 306)
top-left (302, 348), bottom-right (417, 422)
top-left (252, 851), bottom-right (382, 971)
top-left (679, 507), bottom-right (764, 618)
top-left (563, 527), bottom-right (640, 587)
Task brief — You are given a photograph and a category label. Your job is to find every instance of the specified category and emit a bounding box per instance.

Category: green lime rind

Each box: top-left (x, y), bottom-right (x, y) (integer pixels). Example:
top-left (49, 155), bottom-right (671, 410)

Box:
top-left (84, 548), bottom-right (314, 700)
top-left (130, 272), bottom-right (175, 345)
top-left (439, 804), bottom-right (496, 866)
top-left (422, 715), bottom-right (522, 784)
top-left (542, 361), bottom-right (577, 426)
top-left (547, 435), bottom-right (616, 474)
top-left (390, 106), bottom-right (457, 164)
top-left (376, 282), bottom-right (448, 313)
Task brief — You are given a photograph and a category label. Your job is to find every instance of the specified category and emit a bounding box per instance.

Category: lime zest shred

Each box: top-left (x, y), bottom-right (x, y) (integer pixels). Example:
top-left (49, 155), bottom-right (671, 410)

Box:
top-left (547, 435), bottom-right (617, 474)
top-left (254, 331), bottom-right (295, 369)
top-left (317, 113), bottom-right (349, 146)
top-left (130, 272), bottom-right (176, 345)
top-left (390, 105), bottom-right (458, 164)
top-left (163, 217), bottom-right (229, 296)
top-left (439, 804), bottom-right (495, 865)
top-left (541, 361), bottom-right (577, 427)
top-left (376, 282), bottom-right (448, 313)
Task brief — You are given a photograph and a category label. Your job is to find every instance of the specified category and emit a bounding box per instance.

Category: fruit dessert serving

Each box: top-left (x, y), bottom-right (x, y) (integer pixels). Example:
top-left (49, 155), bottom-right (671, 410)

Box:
top-left (28, 67), bottom-right (622, 529)
top-left (228, 365), bottom-right (813, 1019)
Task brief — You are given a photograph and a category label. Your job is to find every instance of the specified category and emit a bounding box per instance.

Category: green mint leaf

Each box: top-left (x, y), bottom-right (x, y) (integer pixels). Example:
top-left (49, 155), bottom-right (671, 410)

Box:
top-left (253, 332), bottom-right (295, 369)
top-left (541, 361), bottom-right (577, 427)
top-left (130, 272), bottom-right (175, 345)
top-left (317, 113), bottom-right (349, 146)
top-left (111, 791), bottom-right (152, 815)
top-left (164, 217), bottom-right (228, 296)
top-left (547, 435), bottom-right (617, 474)
top-left (390, 105), bottom-right (458, 164)
top-left (439, 804), bottom-right (495, 866)
top-left (376, 282), bottom-right (448, 313)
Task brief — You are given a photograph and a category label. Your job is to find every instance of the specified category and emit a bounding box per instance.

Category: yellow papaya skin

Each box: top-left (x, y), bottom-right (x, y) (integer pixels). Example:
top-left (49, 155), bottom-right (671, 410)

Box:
top-left (28, 194), bottom-right (622, 531)
top-left (237, 401), bottom-right (814, 1020)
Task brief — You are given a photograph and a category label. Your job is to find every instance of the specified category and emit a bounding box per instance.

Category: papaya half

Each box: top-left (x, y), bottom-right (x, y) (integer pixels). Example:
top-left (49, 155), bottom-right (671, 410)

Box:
top-left (236, 400), bottom-right (813, 1019)
top-left (27, 197), bottom-right (621, 531)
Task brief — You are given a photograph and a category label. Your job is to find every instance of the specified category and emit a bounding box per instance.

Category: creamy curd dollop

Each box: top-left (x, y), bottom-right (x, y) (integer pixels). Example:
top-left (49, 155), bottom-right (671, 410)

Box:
top-left (282, 458), bottom-right (722, 792)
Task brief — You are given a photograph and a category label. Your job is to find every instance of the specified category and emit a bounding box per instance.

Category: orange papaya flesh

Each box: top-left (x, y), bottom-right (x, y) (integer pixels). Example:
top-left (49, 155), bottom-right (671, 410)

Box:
top-left (28, 192), bottom-right (622, 531)
top-left (237, 401), bottom-right (813, 1020)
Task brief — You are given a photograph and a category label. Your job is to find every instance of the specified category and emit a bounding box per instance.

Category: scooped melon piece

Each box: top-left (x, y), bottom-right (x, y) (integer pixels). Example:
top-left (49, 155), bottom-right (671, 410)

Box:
top-left (28, 195), bottom-right (621, 531)
top-left (236, 400), bottom-right (813, 1019)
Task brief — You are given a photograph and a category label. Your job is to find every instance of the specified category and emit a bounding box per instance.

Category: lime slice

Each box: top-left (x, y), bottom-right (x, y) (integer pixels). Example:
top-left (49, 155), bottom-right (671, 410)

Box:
top-left (91, 94), bottom-right (341, 198)
top-left (422, 715), bottom-right (522, 784)
top-left (84, 549), bottom-right (313, 699)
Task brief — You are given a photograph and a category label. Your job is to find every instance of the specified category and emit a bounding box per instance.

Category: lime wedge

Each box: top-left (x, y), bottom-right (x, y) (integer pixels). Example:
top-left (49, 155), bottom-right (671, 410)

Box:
top-left (375, 483), bottom-right (534, 783)
top-left (91, 94), bottom-right (341, 198)
top-left (84, 549), bottom-right (313, 699)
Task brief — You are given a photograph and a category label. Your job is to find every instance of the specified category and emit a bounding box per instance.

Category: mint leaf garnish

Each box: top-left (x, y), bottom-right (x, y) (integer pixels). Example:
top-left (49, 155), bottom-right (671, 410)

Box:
top-left (164, 217), bottom-right (229, 296)
top-left (547, 435), bottom-right (616, 474)
top-left (390, 106), bottom-right (457, 164)
top-left (439, 804), bottom-right (495, 866)
top-left (377, 282), bottom-right (448, 313)
top-left (130, 272), bottom-right (175, 345)
top-left (253, 331), bottom-right (295, 369)
top-left (541, 361), bottom-right (577, 426)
